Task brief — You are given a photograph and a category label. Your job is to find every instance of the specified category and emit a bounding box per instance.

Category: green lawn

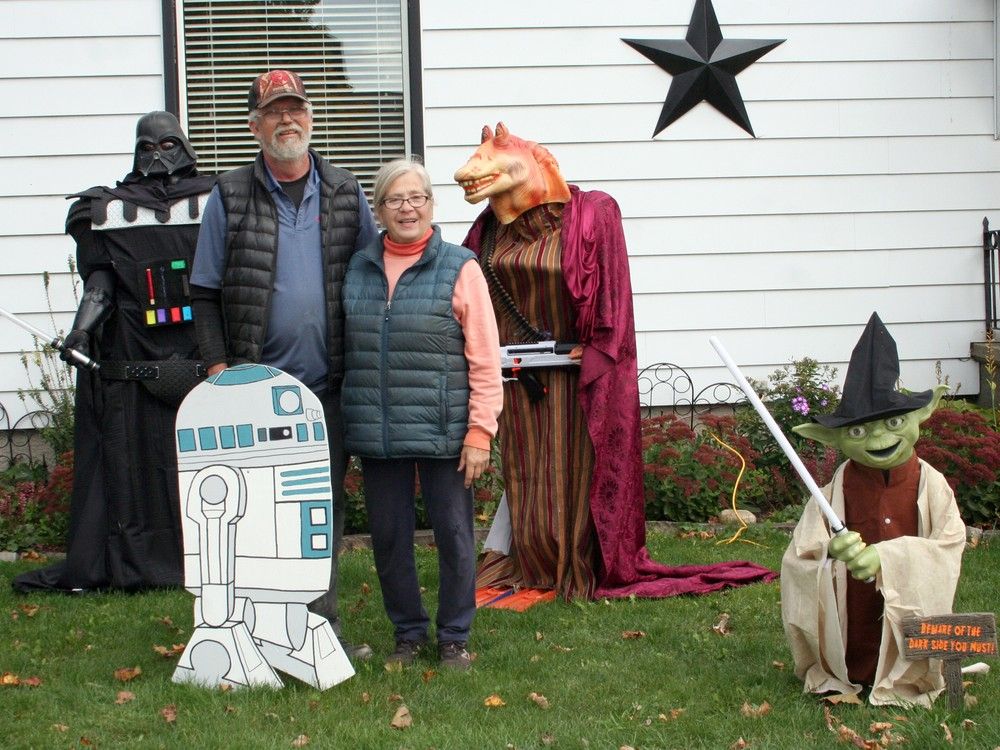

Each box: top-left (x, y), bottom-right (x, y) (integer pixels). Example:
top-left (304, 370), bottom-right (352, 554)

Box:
top-left (2, 527), bottom-right (998, 749)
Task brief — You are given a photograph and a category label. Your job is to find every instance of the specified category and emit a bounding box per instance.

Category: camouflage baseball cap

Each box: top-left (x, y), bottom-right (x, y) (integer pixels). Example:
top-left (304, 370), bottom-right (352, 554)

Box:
top-left (248, 70), bottom-right (309, 112)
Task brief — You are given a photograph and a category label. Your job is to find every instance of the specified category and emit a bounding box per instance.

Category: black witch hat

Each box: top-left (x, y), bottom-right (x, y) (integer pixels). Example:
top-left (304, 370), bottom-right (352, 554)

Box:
top-left (812, 312), bottom-right (933, 428)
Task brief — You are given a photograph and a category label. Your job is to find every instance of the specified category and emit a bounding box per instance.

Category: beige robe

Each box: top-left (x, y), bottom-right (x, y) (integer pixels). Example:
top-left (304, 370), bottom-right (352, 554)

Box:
top-left (781, 459), bottom-right (965, 707)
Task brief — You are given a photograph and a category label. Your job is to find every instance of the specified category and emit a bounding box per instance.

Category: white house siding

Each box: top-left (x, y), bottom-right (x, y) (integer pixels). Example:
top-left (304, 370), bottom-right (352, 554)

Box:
top-left (0, 0), bottom-right (165, 422)
top-left (420, 1), bottom-right (1000, 403)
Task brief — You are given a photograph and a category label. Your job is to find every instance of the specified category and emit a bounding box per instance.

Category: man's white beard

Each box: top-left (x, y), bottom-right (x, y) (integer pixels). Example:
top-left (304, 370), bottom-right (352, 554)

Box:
top-left (260, 124), bottom-right (311, 162)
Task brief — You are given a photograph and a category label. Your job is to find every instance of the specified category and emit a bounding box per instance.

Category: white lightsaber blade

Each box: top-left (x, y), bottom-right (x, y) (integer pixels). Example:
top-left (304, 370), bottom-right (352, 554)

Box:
top-left (709, 336), bottom-right (846, 536)
top-left (0, 305), bottom-right (99, 371)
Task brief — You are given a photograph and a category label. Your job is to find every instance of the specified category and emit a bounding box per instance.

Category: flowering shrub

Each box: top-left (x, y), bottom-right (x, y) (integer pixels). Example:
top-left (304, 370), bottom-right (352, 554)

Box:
top-left (736, 357), bottom-right (842, 511)
top-left (0, 451), bottom-right (72, 552)
top-left (917, 405), bottom-right (1000, 526)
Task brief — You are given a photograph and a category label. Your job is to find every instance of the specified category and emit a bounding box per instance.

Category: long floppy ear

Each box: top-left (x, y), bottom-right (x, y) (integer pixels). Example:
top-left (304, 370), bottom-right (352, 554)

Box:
top-left (792, 422), bottom-right (841, 447)
top-left (480, 125), bottom-right (493, 144)
top-left (913, 384), bottom-right (949, 425)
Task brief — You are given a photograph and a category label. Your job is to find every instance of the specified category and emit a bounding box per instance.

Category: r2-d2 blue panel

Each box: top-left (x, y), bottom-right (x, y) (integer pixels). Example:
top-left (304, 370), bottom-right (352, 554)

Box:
top-left (175, 364), bottom-right (333, 603)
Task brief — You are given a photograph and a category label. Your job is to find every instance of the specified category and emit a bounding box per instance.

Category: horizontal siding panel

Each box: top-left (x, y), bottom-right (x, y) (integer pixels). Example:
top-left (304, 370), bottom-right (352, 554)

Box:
top-left (2, 196), bottom-right (85, 236)
top-left (0, 273), bottom-right (78, 315)
top-left (4, 0), bottom-right (160, 39)
top-left (430, 135), bottom-right (1000, 185)
top-left (629, 248), bottom-right (982, 294)
top-left (423, 97), bottom-right (994, 145)
top-left (0, 236), bottom-right (77, 274)
top-left (633, 285), bottom-right (979, 333)
top-left (0, 115), bottom-right (139, 158)
top-left (569, 172), bottom-right (1000, 219)
top-left (0, 76), bottom-right (164, 118)
top-left (0, 155), bottom-right (139, 198)
top-left (421, 1), bottom-right (993, 30)
top-left (0, 37), bottom-right (162, 78)
top-left (636, 319), bottom-right (980, 372)
top-left (423, 22), bottom-right (992, 68)
top-left (422, 60), bottom-right (993, 109)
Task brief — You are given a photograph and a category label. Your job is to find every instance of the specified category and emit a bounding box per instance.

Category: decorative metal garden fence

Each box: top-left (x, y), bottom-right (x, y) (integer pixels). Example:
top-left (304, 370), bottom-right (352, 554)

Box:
top-left (0, 401), bottom-right (58, 472)
top-left (636, 361), bottom-right (746, 427)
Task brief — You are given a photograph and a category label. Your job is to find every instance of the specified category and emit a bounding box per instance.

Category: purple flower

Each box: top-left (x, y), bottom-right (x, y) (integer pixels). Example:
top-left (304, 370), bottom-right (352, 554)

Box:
top-left (792, 396), bottom-right (810, 415)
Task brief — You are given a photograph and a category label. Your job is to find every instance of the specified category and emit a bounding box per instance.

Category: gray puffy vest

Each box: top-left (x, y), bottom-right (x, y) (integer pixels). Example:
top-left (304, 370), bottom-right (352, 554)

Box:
top-left (342, 228), bottom-right (474, 458)
top-left (216, 150), bottom-right (361, 389)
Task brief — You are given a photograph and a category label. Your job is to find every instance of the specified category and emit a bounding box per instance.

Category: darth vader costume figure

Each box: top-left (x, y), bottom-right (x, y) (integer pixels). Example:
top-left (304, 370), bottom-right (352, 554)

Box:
top-left (14, 112), bottom-right (215, 593)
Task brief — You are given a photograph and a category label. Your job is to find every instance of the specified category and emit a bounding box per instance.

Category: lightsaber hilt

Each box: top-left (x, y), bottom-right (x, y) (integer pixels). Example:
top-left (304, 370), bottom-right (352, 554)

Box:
top-left (0, 306), bottom-right (100, 371)
top-left (709, 336), bottom-right (846, 536)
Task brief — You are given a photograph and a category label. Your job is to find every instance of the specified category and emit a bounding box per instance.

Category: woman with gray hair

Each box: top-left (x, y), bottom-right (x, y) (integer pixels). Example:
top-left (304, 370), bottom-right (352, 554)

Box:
top-left (341, 157), bottom-right (502, 670)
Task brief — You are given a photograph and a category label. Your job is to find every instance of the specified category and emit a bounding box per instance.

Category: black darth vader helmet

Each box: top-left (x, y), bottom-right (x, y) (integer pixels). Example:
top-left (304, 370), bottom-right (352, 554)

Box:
top-left (132, 111), bottom-right (198, 178)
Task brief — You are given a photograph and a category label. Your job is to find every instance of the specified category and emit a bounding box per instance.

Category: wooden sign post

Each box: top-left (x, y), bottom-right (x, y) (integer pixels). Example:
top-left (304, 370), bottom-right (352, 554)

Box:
top-left (902, 613), bottom-right (997, 710)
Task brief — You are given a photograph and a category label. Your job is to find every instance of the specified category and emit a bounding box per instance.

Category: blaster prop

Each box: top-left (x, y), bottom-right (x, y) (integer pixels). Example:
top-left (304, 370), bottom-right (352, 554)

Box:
top-left (0, 305), bottom-right (100, 371)
top-left (709, 336), bottom-right (846, 536)
top-left (500, 341), bottom-right (579, 371)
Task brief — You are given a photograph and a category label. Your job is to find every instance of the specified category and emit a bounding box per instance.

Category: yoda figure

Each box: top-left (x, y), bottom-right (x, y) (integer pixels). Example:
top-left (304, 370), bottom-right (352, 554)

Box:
top-left (780, 312), bottom-right (966, 707)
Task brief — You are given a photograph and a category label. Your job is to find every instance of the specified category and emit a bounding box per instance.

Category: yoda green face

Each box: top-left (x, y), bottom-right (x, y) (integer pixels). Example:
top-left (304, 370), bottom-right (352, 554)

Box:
top-left (792, 385), bottom-right (947, 470)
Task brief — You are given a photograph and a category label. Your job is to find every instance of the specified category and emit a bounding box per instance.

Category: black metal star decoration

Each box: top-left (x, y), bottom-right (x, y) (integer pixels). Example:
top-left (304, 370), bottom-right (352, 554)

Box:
top-left (623, 0), bottom-right (784, 137)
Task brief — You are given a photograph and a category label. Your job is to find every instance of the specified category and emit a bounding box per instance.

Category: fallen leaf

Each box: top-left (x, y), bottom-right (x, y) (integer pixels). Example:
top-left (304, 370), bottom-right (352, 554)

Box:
top-left (384, 661), bottom-right (403, 674)
top-left (21, 550), bottom-right (44, 561)
top-left (80, 736), bottom-right (94, 746)
top-left (421, 669), bottom-right (437, 684)
top-left (224, 705), bottom-right (237, 714)
top-left (157, 615), bottom-right (176, 628)
top-left (115, 690), bottom-right (136, 705)
top-left (361, 691), bottom-right (371, 704)
top-left (530, 654), bottom-right (542, 663)
top-left (160, 704), bottom-right (178, 724)
top-left (528, 692), bottom-right (550, 709)
top-left (51, 724), bottom-right (69, 733)
top-left (360, 582), bottom-right (371, 595)
top-left (1, 673), bottom-right (20, 687)
top-left (291, 734), bottom-right (310, 747)
top-left (153, 643), bottom-right (186, 658)
top-left (869, 722), bottom-right (893, 733)
top-left (940, 722), bottom-right (954, 743)
top-left (390, 704), bottom-right (412, 730)
top-left (22, 676), bottom-right (42, 688)
top-left (822, 692), bottom-right (863, 705)
top-left (550, 644), bottom-right (573, 652)
top-left (18, 604), bottom-right (40, 617)
top-left (823, 705), bottom-right (838, 732)
top-left (540, 732), bottom-right (556, 746)
top-left (114, 666), bottom-right (142, 682)
top-left (729, 739), bottom-right (749, 750)
top-left (712, 613), bottom-right (732, 636)
top-left (740, 701), bottom-right (771, 718)
top-left (836, 725), bottom-right (875, 749)
top-left (961, 719), bottom-right (977, 730)
top-left (387, 693), bottom-right (403, 704)
top-left (622, 630), bottom-right (646, 640)
top-left (771, 660), bottom-right (785, 670)
top-left (308, 700), bottom-right (320, 711)
top-left (484, 694), bottom-right (506, 708)
top-left (218, 683), bottom-right (232, 693)
top-left (658, 708), bottom-right (685, 722)
top-left (619, 746), bottom-right (636, 750)
top-left (535, 631), bottom-right (544, 642)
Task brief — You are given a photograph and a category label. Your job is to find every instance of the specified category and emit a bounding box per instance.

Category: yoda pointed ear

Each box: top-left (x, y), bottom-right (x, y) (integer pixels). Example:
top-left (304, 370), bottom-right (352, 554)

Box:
top-left (792, 422), bottom-right (841, 447)
top-left (913, 384), bottom-right (949, 424)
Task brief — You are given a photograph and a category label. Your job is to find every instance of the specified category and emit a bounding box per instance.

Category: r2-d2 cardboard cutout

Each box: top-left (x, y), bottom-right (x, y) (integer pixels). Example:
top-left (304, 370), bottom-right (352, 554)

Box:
top-left (172, 364), bottom-right (354, 690)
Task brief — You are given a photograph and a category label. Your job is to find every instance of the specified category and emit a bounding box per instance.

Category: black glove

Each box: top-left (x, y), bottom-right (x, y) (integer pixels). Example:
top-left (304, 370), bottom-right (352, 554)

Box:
top-left (60, 329), bottom-right (90, 363)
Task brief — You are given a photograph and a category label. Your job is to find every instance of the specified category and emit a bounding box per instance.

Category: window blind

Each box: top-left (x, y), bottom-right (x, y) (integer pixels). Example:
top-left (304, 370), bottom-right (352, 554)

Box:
top-left (180, 0), bottom-right (406, 193)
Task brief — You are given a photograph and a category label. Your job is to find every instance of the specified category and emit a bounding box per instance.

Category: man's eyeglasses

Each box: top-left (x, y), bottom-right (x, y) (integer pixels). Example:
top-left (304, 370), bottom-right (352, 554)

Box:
top-left (260, 105), bottom-right (310, 122)
top-left (381, 194), bottom-right (430, 210)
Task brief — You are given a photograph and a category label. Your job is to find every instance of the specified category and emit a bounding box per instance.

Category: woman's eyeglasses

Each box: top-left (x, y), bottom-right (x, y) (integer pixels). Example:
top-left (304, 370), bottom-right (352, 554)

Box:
top-left (382, 194), bottom-right (429, 210)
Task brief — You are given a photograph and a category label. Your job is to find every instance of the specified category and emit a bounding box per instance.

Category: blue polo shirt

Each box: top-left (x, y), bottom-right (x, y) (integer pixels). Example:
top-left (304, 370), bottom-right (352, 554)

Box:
top-left (191, 154), bottom-right (377, 393)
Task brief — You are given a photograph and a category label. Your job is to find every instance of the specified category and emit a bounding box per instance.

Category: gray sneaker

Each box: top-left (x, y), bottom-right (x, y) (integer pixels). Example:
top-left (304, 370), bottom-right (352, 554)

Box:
top-left (340, 640), bottom-right (373, 662)
top-left (386, 639), bottom-right (423, 667)
top-left (438, 641), bottom-right (472, 671)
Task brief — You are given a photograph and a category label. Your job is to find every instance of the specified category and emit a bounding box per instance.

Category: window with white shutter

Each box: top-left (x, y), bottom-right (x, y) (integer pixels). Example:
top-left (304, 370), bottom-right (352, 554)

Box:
top-left (177, 0), bottom-right (409, 192)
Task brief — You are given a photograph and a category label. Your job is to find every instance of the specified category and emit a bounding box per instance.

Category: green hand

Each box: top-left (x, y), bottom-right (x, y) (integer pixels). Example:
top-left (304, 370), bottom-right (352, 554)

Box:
top-left (828, 531), bottom-right (865, 563)
top-left (847, 545), bottom-right (881, 581)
